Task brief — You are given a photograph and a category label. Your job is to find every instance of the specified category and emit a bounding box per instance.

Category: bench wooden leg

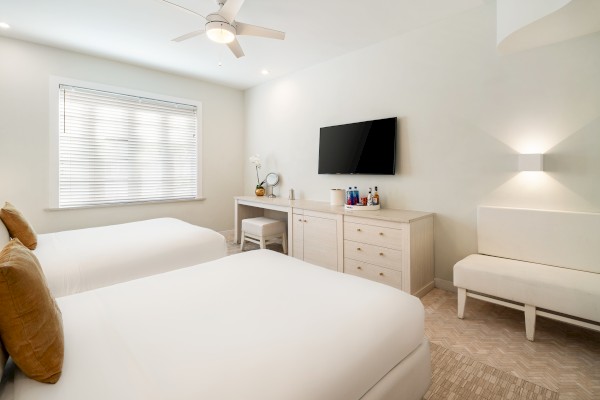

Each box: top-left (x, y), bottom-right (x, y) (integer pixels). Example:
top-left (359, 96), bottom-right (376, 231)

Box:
top-left (240, 232), bottom-right (246, 251)
top-left (525, 304), bottom-right (536, 341)
top-left (457, 288), bottom-right (466, 319)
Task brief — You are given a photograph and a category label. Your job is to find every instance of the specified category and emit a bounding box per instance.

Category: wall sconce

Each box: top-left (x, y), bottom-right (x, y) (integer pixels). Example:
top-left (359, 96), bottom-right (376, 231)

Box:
top-left (518, 154), bottom-right (544, 171)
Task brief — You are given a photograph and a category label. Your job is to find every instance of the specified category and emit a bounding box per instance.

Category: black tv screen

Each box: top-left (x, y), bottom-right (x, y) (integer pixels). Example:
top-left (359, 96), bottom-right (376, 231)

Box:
top-left (318, 117), bottom-right (396, 175)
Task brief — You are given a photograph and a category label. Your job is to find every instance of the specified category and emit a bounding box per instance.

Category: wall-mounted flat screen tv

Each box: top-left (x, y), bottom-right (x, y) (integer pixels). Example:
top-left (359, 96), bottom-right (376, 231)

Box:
top-left (318, 117), bottom-right (396, 175)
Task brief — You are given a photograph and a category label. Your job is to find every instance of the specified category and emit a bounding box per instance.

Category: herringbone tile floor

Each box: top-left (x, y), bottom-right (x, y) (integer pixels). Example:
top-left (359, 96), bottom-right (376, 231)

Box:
top-left (422, 288), bottom-right (600, 400)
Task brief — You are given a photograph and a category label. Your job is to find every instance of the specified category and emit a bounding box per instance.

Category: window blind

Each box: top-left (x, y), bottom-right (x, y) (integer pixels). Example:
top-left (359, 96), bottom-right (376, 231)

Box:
top-left (58, 84), bottom-right (198, 208)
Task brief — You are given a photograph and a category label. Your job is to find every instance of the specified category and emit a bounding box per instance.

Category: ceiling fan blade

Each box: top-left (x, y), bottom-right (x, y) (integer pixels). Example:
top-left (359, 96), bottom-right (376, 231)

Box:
top-left (160, 0), bottom-right (205, 19)
top-left (227, 37), bottom-right (245, 58)
top-left (235, 22), bottom-right (285, 40)
top-left (172, 29), bottom-right (206, 42)
top-left (219, 0), bottom-right (245, 23)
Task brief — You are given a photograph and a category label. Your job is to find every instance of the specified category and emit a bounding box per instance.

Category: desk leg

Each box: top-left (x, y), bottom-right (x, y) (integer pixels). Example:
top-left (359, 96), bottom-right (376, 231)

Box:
top-left (234, 202), bottom-right (265, 244)
top-left (287, 211), bottom-right (293, 257)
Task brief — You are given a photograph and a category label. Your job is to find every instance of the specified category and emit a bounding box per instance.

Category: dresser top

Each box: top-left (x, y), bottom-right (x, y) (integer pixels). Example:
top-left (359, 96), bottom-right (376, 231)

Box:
top-left (234, 196), bottom-right (433, 223)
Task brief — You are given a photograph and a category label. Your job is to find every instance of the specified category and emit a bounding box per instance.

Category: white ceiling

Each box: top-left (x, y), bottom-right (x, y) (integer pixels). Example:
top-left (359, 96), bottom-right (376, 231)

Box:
top-left (0, 0), bottom-right (484, 90)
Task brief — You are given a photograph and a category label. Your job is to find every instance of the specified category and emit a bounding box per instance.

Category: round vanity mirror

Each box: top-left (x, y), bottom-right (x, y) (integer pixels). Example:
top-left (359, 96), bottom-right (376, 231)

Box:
top-left (265, 173), bottom-right (279, 197)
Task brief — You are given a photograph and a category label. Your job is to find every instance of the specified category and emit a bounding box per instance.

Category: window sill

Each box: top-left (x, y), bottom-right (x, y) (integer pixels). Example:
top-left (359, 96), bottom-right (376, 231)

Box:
top-left (46, 197), bottom-right (206, 211)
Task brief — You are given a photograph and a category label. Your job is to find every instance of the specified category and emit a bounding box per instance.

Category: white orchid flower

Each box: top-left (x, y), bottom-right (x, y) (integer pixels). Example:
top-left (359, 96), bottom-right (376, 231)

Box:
top-left (249, 154), bottom-right (261, 168)
top-left (249, 154), bottom-right (264, 186)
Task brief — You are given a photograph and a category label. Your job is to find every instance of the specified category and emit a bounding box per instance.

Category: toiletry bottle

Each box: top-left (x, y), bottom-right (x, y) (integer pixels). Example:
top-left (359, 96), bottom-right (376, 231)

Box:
top-left (367, 188), bottom-right (373, 206)
top-left (353, 186), bottom-right (359, 205)
top-left (373, 186), bottom-right (379, 206)
top-left (346, 187), bottom-right (353, 205)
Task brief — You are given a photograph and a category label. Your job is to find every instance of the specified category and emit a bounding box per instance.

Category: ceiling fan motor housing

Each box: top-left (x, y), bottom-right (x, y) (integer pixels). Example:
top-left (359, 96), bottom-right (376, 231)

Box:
top-left (205, 14), bottom-right (236, 43)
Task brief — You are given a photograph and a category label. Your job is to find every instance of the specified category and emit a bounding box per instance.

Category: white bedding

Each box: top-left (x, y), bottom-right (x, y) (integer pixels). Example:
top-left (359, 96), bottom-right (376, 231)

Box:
top-left (3, 250), bottom-right (426, 400)
top-left (33, 218), bottom-right (226, 297)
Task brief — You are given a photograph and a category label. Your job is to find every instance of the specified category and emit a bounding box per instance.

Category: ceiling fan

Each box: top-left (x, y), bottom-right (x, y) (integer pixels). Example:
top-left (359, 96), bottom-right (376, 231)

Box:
top-left (163, 0), bottom-right (285, 58)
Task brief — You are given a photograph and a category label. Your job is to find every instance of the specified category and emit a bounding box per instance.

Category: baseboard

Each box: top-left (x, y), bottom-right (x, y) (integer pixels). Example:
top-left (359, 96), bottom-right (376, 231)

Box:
top-left (434, 278), bottom-right (456, 293)
top-left (219, 229), bottom-right (234, 242)
top-left (414, 281), bottom-right (436, 298)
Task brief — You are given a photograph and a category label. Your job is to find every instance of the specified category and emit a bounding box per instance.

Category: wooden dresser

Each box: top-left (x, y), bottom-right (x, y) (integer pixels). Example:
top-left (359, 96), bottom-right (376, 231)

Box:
top-left (343, 213), bottom-right (434, 297)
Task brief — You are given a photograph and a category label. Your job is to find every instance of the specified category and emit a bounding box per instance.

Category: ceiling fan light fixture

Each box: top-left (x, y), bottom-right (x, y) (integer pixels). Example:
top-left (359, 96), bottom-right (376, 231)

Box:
top-left (206, 21), bottom-right (235, 44)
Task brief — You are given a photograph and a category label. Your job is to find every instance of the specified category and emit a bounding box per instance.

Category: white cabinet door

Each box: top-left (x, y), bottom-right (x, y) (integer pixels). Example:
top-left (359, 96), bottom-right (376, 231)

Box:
top-left (302, 215), bottom-right (338, 270)
top-left (292, 213), bottom-right (304, 260)
top-left (292, 210), bottom-right (341, 271)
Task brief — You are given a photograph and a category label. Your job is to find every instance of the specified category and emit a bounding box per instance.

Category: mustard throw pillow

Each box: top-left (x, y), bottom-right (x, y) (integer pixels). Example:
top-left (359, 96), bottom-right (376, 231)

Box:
top-left (0, 239), bottom-right (64, 383)
top-left (0, 202), bottom-right (37, 250)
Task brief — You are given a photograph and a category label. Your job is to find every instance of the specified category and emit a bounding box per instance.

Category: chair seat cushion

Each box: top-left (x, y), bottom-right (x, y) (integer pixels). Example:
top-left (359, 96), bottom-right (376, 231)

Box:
top-left (242, 217), bottom-right (286, 237)
top-left (454, 254), bottom-right (600, 323)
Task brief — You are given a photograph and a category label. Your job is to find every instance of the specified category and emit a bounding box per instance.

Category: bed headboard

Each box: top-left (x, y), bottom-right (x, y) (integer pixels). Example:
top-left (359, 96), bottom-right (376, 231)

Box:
top-left (477, 206), bottom-right (600, 274)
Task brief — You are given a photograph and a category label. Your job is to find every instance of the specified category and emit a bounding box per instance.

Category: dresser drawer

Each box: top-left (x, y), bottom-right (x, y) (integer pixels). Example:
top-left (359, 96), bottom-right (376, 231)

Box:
top-left (344, 222), bottom-right (403, 250)
top-left (344, 258), bottom-right (402, 289)
top-left (344, 240), bottom-right (402, 270)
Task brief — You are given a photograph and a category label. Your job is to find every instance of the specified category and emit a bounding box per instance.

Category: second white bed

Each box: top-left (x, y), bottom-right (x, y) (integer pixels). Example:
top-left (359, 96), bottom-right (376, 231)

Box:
top-left (4, 250), bottom-right (430, 400)
top-left (33, 218), bottom-right (227, 297)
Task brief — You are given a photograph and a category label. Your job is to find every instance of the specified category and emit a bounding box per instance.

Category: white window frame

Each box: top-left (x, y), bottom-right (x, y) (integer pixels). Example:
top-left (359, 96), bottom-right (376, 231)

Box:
top-left (49, 76), bottom-right (203, 209)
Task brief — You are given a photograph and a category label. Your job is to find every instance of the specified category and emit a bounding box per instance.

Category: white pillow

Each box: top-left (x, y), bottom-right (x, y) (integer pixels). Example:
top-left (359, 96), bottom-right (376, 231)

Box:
top-left (0, 218), bottom-right (9, 249)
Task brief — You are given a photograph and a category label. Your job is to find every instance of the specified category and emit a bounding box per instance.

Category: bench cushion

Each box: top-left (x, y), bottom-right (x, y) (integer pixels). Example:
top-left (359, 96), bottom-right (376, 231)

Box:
top-left (242, 217), bottom-right (286, 237)
top-left (454, 254), bottom-right (600, 323)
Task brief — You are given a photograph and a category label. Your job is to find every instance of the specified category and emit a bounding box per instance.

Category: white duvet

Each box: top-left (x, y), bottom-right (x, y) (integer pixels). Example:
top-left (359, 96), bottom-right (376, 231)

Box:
top-left (33, 218), bottom-right (226, 297)
top-left (3, 250), bottom-right (425, 400)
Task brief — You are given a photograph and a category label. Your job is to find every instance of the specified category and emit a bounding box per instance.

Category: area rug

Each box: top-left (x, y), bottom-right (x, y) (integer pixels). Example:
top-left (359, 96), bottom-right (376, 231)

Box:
top-left (425, 343), bottom-right (559, 400)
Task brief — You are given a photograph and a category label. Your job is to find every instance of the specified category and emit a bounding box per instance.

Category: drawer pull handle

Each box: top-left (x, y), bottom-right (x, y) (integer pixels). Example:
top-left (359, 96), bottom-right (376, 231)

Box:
top-left (379, 232), bottom-right (384, 236)
top-left (298, 218), bottom-right (302, 222)
top-left (357, 247), bottom-right (362, 251)
top-left (304, 220), bottom-right (307, 222)
top-left (357, 266), bottom-right (362, 270)
top-left (356, 228), bottom-right (361, 232)
top-left (379, 252), bottom-right (384, 256)
top-left (379, 272), bottom-right (384, 276)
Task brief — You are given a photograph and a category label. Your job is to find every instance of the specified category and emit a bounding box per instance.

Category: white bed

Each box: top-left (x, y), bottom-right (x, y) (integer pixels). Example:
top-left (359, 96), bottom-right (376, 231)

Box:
top-left (33, 218), bottom-right (227, 297)
top-left (0, 250), bottom-right (430, 400)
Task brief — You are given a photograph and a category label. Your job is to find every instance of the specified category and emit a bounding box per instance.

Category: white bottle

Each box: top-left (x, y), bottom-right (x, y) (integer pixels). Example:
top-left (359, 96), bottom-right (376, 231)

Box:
top-left (367, 187), bottom-right (373, 206)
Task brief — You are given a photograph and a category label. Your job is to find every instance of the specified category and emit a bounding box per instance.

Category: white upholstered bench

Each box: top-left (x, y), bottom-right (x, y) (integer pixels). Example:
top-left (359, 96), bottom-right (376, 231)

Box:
top-left (454, 207), bottom-right (600, 341)
top-left (240, 217), bottom-right (287, 254)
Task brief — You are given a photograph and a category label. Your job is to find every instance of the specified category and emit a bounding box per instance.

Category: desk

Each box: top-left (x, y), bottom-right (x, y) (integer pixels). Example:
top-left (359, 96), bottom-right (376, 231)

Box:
top-left (234, 196), bottom-right (435, 296)
top-left (234, 196), bottom-right (345, 255)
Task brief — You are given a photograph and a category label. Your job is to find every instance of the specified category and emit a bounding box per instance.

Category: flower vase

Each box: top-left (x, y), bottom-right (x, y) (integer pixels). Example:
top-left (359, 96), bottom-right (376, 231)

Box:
top-left (255, 186), bottom-right (266, 196)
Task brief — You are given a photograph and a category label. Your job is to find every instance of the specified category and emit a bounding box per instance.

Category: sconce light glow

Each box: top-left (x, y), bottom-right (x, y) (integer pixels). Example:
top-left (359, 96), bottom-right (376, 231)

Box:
top-left (518, 154), bottom-right (544, 172)
top-left (0, 22), bottom-right (10, 30)
top-left (261, 69), bottom-right (270, 75)
top-left (509, 127), bottom-right (561, 155)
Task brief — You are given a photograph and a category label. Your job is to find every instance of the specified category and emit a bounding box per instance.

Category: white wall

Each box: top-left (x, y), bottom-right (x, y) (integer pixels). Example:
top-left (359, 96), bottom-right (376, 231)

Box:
top-left (244, 3), bottom-right (600, 283)
top-left (0, 36), bottom-right (245, 233)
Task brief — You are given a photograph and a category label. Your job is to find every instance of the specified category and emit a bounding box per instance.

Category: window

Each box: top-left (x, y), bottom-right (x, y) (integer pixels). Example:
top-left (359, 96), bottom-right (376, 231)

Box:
top-left (50, 79), bottom-right (201, 209)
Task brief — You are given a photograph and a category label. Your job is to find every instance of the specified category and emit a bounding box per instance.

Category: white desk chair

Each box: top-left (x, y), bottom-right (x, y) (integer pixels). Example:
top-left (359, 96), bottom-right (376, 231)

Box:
top-left (240, 217), bottom-right (287, 254)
